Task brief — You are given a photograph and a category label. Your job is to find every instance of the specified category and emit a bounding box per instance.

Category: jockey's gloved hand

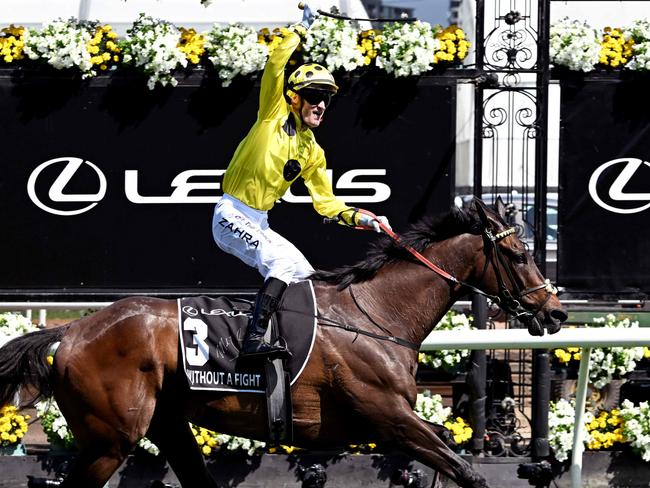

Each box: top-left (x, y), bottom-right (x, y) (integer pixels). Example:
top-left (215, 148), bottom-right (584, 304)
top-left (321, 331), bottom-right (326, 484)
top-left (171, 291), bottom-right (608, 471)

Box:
top-left (358, 214), bottom-right (392, 233)
top-left (300, 4), bottom-right (317, 28)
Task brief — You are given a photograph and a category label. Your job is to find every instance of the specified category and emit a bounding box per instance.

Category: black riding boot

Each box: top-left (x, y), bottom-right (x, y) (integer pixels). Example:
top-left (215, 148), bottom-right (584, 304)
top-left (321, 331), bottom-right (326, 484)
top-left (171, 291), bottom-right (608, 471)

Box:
top-left (240, 277), bottom-right (289, 358)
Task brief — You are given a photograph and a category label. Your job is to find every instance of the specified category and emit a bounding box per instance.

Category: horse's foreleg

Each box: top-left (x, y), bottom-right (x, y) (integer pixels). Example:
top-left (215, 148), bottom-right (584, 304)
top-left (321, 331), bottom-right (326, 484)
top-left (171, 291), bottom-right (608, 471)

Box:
top-left (58, 440), bottom-right (127, 488)
top-left (378, 402), bottom-right (488, 488)
top-left (147, 410), bottom-right (219, 488)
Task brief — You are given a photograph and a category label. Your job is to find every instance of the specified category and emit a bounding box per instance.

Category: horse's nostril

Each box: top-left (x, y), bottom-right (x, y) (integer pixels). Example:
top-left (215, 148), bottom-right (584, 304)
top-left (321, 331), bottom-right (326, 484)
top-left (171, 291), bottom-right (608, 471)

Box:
top-left (550, 309), bottom-right (568, 323)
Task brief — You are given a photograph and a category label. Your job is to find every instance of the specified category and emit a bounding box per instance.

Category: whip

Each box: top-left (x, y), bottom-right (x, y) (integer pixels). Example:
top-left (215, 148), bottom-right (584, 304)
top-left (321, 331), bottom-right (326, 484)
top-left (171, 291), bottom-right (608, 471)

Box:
top-left (298, 2), bottom-right (417, 23)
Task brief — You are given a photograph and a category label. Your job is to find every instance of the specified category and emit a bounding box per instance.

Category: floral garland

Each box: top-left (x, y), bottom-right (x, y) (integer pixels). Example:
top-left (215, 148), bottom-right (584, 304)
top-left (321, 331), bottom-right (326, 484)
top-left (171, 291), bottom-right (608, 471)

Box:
top-left (418, 310), bottom-right (473, 371)
top-left (553, 315), bottom-right (647, 389)
top-left (549, 398), bottom-right (650, 463)
top-left (551, 17), bottom-right (650, 71)
top-left (0, 16), bottom-right (470, 89)
top-left (31, 391), bottom-right (470, 456)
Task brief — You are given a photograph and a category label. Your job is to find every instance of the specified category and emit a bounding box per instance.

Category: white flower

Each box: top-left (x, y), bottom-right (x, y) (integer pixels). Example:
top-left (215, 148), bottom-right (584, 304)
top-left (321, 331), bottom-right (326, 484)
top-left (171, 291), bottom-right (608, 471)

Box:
top-left (204, 23), bottom-right (268, 87)
top-left (414, 391), bottom-right (452, 424)
top-left (303, 16), bottom-right (365, 72)
top-left (137, 437), bottom-right (160, 455)
top-left (0, 313), bottom-right (39, 348)
top-left (620, 400), bottom-right (650, 461)
top-left (585, 315), bottom-right (644, 389)
top-left (627, 20), bottom-right (650, 71)
top-left (419, 311), bottom-right (473, 370)
top-left (549, 17), bottom-right (600, 72)
top-left (377, 21), bottom-right (439, 77)
top-left (548, 399), bottom-right (594, 462)
top-left (23, 18), bottom-right (95, 77)
top-left (121, 14), bottom-right (187, 90)
top-left (215, 433), bottom-right (265, 455)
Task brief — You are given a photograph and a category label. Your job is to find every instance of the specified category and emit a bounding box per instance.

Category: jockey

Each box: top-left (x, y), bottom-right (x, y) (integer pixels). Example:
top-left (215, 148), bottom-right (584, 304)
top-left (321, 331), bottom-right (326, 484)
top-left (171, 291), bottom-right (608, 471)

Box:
top-left (212, 5), bottom-right (390, 358)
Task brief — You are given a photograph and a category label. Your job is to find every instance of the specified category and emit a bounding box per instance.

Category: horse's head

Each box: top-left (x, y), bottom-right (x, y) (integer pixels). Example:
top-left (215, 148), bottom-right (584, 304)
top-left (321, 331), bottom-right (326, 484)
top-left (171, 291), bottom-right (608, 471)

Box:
top-left (471, 197), bottom-right (567, 336)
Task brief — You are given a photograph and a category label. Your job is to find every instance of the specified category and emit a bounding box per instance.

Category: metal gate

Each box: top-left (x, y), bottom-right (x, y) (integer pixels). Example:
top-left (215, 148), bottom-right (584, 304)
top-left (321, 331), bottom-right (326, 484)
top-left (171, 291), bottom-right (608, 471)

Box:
top-left (464, 0), bottom-right (553, 459)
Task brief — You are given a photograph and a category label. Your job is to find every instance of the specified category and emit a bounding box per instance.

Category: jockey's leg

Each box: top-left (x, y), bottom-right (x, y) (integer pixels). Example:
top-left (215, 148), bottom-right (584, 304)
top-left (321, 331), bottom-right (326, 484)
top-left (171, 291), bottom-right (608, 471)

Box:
top-left (212, 196), bottom-right (312, 358)
top-left (239, 224), bottom-right (312, 358)
top-left (239, 276), bottom-right (289, 357)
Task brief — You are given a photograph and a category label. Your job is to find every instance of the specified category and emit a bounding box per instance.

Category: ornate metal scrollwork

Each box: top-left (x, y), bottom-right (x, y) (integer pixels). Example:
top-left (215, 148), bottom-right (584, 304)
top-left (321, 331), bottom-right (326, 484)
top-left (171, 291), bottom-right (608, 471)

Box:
top-left (482, 1), bottom-right (539, 73)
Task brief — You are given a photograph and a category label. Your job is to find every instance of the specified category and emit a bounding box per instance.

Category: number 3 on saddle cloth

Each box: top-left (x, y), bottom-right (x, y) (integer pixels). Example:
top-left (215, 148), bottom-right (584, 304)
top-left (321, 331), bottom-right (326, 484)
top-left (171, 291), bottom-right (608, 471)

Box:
top-left (178, 280), bottom-right (317, 394)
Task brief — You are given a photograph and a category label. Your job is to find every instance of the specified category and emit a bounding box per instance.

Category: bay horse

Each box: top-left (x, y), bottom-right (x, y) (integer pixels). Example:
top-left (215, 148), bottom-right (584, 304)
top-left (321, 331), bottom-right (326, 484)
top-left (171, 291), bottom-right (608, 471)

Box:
top-left (0, 198), bottom-right (566, 488)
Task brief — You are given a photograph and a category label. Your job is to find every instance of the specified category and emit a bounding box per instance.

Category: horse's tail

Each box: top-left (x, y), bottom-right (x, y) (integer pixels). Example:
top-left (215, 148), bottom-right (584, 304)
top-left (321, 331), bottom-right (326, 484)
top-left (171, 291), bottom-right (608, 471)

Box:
top-left (0, 325), bottom-right (70, 407)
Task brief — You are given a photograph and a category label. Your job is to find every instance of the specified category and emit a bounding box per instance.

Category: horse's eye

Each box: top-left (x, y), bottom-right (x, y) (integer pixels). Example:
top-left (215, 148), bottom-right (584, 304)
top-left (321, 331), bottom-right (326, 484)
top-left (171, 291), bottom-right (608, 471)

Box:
top-left (513, 253), bottom-right (528, 265)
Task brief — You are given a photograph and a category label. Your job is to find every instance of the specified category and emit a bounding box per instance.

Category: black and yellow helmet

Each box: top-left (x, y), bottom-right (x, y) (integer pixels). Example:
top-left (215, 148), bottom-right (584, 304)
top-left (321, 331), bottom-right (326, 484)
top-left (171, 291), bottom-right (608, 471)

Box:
top-left (286, 63), bottom-right (338, 99)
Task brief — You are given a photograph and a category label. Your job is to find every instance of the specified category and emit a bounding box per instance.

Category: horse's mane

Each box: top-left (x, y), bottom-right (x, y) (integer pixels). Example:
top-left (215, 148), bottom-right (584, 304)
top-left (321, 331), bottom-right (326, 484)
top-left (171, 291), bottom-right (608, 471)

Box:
top-left (310, 207), bottom-right (484, 290)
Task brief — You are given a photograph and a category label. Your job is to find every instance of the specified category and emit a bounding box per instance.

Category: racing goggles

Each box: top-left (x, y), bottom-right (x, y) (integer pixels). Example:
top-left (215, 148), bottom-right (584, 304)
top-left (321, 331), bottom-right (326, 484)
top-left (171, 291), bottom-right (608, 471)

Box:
top-left (299, 88), bottom-right (333, 107)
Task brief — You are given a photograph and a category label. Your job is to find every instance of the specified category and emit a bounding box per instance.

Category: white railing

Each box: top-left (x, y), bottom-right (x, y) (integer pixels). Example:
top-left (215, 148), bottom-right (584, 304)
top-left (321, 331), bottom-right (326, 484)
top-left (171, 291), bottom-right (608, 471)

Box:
top-left (0, 301), bottom-right (475, 326)
top-left (0, 302), bottom-right (112, 326)
top-left (422, 327), bottom-right (650, 488)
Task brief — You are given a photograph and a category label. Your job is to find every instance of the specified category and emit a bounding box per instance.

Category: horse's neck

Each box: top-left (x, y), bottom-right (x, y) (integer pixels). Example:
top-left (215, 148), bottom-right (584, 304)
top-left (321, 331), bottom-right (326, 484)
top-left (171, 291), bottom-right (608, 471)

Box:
top-left (355, 234), bottom-right (480, 346)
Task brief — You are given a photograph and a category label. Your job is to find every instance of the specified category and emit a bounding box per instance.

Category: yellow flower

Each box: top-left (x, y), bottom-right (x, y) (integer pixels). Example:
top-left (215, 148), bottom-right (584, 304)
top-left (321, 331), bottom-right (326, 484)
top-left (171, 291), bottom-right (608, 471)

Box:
top-left (178, 28), bottom-right (205, 64)
top-left (202, 445), bottom-right (211, 456)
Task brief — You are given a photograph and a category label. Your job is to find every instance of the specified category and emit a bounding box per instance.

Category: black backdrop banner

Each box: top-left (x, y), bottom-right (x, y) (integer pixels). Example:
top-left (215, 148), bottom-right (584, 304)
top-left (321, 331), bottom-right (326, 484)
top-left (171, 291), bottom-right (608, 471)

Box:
top-left (0, 71), bottom-right (455, 298)
top-left (558, 75), bottom-right (650, 298)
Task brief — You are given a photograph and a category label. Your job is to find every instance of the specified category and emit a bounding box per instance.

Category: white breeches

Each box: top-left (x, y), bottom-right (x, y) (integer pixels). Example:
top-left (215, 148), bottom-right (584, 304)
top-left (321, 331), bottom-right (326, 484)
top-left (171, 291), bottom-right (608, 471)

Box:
top-left (212, 194), bottom-right (314, 285)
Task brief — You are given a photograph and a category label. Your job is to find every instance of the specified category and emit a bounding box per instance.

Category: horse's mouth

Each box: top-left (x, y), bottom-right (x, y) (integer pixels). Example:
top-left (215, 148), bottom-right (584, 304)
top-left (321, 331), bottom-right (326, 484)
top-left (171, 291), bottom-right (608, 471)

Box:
top-left (526, 308), bottom-right (568, 336)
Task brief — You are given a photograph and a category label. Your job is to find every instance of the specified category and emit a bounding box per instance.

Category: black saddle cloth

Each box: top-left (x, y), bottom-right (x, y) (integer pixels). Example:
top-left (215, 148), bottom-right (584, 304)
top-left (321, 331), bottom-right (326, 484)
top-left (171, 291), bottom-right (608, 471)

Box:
top-left (178, 280), bottom-right (317, 393)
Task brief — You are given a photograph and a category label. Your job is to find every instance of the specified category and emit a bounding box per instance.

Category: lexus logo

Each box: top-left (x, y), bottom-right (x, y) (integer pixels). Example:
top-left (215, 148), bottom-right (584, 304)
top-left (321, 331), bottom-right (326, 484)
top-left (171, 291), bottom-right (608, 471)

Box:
top-left (588, 157), bottom-right (650, 214)
top-left (27, 157), bottom-right (107, 216)
top-left (27, 157), bottom-right (391, 216)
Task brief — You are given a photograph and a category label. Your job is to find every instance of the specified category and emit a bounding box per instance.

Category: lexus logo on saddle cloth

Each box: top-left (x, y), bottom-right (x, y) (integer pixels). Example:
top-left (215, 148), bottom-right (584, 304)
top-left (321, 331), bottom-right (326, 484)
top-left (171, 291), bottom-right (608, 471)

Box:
top-left (588, 157), bottom-right (650, 214)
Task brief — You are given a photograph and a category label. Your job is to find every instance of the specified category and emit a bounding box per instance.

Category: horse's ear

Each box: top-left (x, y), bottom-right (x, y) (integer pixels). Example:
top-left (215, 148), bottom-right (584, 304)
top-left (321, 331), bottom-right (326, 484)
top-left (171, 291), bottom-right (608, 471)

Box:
top-left (495, 196), bottom-right (508, 220)
top-left (473, 198), bottom-right (491, 227)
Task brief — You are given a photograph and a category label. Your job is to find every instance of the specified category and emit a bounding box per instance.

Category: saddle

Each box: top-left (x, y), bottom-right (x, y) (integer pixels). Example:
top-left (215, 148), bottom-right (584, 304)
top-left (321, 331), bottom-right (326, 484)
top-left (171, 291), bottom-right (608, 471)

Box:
top-left (178, 280), bottom-right (317, 443)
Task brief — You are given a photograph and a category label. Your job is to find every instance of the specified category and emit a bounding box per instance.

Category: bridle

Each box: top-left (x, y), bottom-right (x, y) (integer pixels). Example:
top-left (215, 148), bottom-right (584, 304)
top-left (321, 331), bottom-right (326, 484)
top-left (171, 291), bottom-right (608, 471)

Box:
top-left (479, 227), bottom-right (558, 324)
top-left (316, 208), bottom-right (559, 349)
top-left (350, 210), bottom-right (558, 323)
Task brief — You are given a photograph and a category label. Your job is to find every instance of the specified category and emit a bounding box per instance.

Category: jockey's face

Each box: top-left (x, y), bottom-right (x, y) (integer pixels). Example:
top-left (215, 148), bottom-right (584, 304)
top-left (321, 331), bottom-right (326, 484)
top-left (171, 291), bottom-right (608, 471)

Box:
top-left (291, 88), bottom-right (332, 128)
